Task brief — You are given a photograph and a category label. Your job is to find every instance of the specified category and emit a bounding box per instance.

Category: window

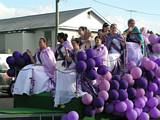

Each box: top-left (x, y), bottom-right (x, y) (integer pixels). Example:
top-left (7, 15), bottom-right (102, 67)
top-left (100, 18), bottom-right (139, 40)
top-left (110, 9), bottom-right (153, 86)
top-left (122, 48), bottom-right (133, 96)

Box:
top-left (44, 31), bottom-right (52, 47)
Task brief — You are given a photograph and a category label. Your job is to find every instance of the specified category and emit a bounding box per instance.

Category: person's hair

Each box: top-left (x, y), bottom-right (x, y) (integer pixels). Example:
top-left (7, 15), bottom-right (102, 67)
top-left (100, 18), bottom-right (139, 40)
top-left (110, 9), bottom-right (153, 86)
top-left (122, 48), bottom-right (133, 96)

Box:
top-left (103, 23), bottom-right (109, 28)
top-left (110, 23), bottom-right (117, 28)
top-left (40, 37), bottom-right (48, 46)
top-left (64, 34), bottom-right (68, 40)
top-left (128, 18), bottom-right (135, 25)
top-left (71, 38), bottom-right (81, 45)
top-left (79, 26), bottom-right (87, 31)
top-left (58, 32), bottom-right (67, 41)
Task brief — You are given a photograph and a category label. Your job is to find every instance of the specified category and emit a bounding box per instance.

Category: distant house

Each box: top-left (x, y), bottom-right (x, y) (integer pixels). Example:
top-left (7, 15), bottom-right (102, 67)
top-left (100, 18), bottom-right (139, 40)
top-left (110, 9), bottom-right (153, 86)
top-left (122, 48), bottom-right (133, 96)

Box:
top-left (0, 7), bottom-right (109, 53)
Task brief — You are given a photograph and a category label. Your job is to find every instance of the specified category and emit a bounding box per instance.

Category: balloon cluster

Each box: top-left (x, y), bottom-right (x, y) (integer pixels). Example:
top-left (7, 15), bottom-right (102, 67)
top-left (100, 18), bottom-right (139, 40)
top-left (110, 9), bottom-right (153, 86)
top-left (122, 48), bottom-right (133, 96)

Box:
top-left (148, 34), bottom-right (160, 54)
top-left (75, 48), bottom-right (110, 81)
top-left (61, 111), bottom-right (79, 120)
top-left (80, 55), bottom-right (160, 120)
top-left (6, 51), bottom-right (31, 77)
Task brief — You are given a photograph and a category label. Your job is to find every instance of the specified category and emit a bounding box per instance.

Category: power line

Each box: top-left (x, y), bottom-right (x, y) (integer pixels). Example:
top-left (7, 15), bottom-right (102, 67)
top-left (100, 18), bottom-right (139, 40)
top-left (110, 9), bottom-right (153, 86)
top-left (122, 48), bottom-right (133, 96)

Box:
top-left (92, 0), bottom-right (160, 16)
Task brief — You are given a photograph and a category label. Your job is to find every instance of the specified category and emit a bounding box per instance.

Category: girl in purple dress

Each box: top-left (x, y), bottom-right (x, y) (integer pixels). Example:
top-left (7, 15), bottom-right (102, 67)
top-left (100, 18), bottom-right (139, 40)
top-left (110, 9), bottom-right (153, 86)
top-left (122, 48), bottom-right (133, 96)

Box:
top-left (13, 37), bottom-right (56, 95)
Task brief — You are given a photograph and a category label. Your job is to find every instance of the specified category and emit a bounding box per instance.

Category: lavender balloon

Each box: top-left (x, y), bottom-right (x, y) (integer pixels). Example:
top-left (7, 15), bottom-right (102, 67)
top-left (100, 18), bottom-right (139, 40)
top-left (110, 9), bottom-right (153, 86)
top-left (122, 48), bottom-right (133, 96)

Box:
top-left (115, 101), bottom-right (127, 113)
top-left (126, 109), bottom-right (138, 120)
top-left (76, 51), bottom-right (87, 61)
top-left (149, 107), bottom-right (160, 119)
top-left (98, 90), bottom-right (109, 101)
top-left (130, 67), bottom-right (142, 79)
top-left (138, 112), bottom-right (150, 120)
top-left (81, 94), bottom-right (93, 105)
top-left (125, 99), bottom-right (134, 110)
top-left (67, 111), bottom-right (79, 120)
top-left (147, 97), bottom-right (158, 108)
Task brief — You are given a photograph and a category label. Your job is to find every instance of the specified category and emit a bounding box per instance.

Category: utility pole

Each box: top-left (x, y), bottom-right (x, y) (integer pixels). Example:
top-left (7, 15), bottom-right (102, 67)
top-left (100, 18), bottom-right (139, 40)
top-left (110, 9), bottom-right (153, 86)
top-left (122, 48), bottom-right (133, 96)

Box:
top-left (55, 0), bottom-right (59, 47)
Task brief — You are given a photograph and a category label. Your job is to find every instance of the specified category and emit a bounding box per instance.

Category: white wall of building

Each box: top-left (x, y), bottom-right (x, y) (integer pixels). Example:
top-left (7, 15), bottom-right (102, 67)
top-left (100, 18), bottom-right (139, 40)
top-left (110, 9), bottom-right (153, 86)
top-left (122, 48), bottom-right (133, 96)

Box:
top-left (5, 33), bottom-right (23, 53)
top-left (22, 32), bottom-right (35, 53)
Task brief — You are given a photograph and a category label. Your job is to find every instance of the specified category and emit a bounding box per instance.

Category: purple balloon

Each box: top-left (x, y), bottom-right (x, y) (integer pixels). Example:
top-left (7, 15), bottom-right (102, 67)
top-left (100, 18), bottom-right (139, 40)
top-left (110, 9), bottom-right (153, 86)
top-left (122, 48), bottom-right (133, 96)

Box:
top-left (94, 57), bottom-right (103, 67)
top-left (76, 61), bottom-right (87, 73)
top-left (99, 80), bottom-right (110, 91)
top-left (135, 77), bottom-right (148, 89)
top-left (7, 69), bottom-right (15, 77)
top-left (127, 61), bottom-right (137, 71)
top-left (134, 98), bottom-right (145, 108)
top-left (105, 103), bottom-right (114, 113)
top-left (119, 89), bottom-right (128, 101)
top-left (6, 56), bottom-right (15, 66)
top-left (86, 69), bottom-right (97, 80)
top-left (127, 87), bottom-right (137, 100)
top-left (126, 109), bottom-right (138, 120)
top-left (155, 59), bottom-right (160, 66)
top-left (141, 57), bottom-right (150, 67)
top-left (149, 55), bottom-right (158, 61)
top-left (98, 90), bottom-right (109, 101)
top-left (110, 80), bottom-right (120, 90)
top-left (67, 111), bottom-right (79, 120)
top-left (112, 75), bottom-right (121, 81)
top-left (138, 112), bottom-right (150, 120)
top-left (84, 106), bottom-right (95, 117)
top-left (93, 97), bottom-right (104, 108)
top-left (136, 88), bottom-right (145, 98)
top-left (16, 57), bottom-right (26, 68)
top-left (152, 43), bottom-right (160, 53)
top-left (125, 99), bottom-right (134, 111)
top-left (86, 48), bottom-right (96, 58)
top-left (86, 58), bottom-right (96, 69)
top-left (122, 74), bottom-right (134, 86)
top-left (144, 60), bottom-right (156, 71)
top-left (130, 67), bottom-right (142, 79)
top-left (95, 107), bottom-right (104, 113)
top-left (76, 51), bottom-right (87, 61)
top-left (115, 101), bottom-right (127, 113)
top-left (147, 97), bottom-right (158, 108)
top-left (148, 34), bottom-right (158, 44)
top-left (119, 80), bottom-right (128, 89)
top-left (145, 91), bottom-right (154, 98)
top-left (97, 65), bottom-right (109, 76)
top-left (155, 67), bottom-right (160, 78)
top-left (13, 51), bottom-right (22, 59)
top-left (134, 108), bottom-right (142, 117)
top-left (81, 94), bottom-right (93, 105)
top-left (148, 83), bottom-right (158, 92)
top-left (149, 107), bottom-right (160, 119)
top-left (109, 89), bottom-right (119, 100)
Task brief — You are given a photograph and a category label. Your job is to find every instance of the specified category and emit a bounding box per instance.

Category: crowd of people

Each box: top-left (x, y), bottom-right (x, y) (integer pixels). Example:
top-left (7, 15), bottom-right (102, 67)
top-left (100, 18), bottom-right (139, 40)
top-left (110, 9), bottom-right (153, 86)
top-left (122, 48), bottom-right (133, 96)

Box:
top-left (12, 18), bottom-right (156, 107)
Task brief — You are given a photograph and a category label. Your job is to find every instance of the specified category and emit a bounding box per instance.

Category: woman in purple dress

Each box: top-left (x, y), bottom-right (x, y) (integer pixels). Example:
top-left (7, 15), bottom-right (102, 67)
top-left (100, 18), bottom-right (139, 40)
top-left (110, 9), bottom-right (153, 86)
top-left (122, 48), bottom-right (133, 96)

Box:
top-left (93, 36), bottom-right (108, 66)
top-left (13, 37), bottom-right (56, 95)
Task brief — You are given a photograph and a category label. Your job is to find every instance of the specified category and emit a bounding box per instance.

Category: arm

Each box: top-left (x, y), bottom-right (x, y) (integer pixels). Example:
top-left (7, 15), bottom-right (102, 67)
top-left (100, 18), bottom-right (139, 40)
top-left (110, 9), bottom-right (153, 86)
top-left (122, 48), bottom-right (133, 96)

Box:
top-left (26, 49), bottom-right (35, 64)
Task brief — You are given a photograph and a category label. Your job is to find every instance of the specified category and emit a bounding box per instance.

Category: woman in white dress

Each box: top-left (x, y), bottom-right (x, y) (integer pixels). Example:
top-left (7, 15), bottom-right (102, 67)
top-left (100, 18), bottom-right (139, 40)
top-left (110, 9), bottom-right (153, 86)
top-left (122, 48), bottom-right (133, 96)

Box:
top-left (54, 36), bottom-right (85, 107)
top-left (13, 37), bottom-right (56, 95)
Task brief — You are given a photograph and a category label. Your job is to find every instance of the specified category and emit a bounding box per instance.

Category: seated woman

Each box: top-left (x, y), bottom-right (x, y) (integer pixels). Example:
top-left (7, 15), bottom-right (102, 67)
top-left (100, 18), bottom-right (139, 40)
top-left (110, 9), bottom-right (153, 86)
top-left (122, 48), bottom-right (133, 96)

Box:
top-left (78, 26), bottom-right (92, 50)
top-left (54, 38), bottom-right (85, 107)
top-left (13, 37), bottom-right (56, 95)
top-left (93, 36), bottom-right (108, 66)
top-left (105, 24), bottom-right (124, 73)
top-left (123, 19), bottom-right (143, 65)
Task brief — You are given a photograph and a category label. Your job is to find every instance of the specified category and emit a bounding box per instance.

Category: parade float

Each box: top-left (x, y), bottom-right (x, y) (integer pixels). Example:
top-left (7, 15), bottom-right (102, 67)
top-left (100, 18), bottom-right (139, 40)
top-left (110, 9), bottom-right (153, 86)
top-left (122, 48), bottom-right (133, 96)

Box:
top-left (1, 35), bottom-right (160, 120)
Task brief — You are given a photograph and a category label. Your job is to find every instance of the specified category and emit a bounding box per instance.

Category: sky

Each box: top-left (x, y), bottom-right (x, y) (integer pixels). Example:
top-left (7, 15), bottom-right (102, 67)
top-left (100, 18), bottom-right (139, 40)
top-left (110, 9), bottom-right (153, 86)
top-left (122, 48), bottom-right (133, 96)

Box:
top-left (0, 0), bottom-right (159, 33)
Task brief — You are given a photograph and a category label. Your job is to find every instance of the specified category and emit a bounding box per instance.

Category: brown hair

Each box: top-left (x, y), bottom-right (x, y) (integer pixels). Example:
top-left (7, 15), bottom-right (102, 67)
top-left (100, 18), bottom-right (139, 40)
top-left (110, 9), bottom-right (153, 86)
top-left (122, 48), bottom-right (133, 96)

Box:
top-left (40, 37), bottom-right (48, 46)
top-left (128, 18), bottom-right (135, 25)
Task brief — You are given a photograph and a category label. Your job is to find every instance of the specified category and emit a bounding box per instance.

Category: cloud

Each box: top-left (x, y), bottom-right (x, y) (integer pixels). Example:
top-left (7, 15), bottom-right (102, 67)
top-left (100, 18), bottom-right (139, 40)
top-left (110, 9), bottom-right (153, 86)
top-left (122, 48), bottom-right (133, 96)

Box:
top-left (0, 2), bottom-right (53, 19)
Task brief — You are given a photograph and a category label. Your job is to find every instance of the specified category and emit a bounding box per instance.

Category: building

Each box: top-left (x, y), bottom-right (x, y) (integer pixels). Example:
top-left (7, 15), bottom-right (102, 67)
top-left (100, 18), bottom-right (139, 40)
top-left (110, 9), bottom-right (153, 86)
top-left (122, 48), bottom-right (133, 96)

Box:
top-left (0, 7), bottom-right (109, 53)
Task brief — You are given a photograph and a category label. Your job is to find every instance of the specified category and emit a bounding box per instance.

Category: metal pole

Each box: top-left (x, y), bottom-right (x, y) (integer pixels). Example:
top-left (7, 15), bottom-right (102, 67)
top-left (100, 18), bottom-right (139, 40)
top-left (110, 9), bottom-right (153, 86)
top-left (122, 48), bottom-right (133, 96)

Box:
top-left (55, 0), bottom-right (59, 48)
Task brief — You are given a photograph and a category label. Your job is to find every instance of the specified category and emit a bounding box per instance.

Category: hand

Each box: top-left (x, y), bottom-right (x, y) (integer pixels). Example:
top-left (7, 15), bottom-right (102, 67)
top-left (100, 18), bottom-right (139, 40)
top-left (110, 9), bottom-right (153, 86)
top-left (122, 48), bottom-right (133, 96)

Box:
top-left (26, 49), bottom-right (32, 57)
top-left (128, 27), bottom-right (133, 32)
